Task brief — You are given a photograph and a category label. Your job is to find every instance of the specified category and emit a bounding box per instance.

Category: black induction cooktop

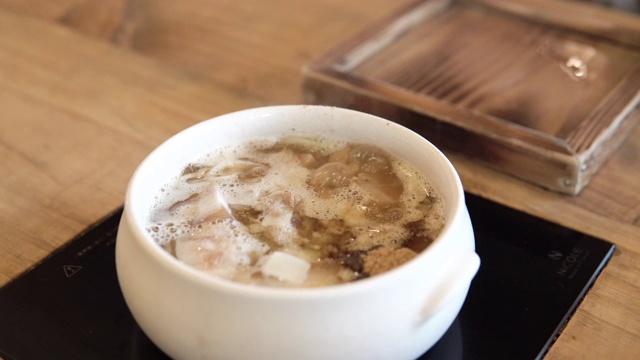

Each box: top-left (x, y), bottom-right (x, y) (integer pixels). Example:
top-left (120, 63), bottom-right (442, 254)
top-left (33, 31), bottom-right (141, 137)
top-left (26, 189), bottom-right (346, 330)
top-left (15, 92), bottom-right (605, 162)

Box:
top-left (0, 193), bottom-right (615, 360)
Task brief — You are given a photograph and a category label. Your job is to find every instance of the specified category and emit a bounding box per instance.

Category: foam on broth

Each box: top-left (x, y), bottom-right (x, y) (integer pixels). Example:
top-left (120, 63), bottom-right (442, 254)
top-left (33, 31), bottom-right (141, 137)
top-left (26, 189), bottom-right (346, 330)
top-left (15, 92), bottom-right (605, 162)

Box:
top-left (147, 135), bottom-right (445, 288)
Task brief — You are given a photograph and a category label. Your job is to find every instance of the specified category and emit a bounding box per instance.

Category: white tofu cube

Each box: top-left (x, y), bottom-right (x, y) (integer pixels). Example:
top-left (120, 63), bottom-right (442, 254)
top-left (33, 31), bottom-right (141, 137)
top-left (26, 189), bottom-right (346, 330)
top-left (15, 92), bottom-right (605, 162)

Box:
top-left (262, 251), bottom-right (311, 285)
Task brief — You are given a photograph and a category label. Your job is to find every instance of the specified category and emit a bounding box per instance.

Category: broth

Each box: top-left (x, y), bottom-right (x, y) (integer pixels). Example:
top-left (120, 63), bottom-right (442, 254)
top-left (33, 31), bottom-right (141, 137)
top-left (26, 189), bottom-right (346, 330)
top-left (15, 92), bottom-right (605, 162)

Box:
top-left (147, 135), bottom-right (445, 287)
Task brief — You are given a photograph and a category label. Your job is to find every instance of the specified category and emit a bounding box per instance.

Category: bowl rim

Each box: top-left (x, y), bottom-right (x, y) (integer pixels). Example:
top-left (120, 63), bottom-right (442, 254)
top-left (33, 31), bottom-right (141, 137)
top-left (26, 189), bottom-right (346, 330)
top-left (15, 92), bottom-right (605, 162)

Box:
top-left (121, 105), bottom-right (468, 299)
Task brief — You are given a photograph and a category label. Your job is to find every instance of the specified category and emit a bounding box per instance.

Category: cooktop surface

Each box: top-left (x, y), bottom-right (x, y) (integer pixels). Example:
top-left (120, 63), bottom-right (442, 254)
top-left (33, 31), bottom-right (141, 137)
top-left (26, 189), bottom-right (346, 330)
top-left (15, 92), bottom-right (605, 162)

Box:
top-left (0, 193), bottom-right (615, 360)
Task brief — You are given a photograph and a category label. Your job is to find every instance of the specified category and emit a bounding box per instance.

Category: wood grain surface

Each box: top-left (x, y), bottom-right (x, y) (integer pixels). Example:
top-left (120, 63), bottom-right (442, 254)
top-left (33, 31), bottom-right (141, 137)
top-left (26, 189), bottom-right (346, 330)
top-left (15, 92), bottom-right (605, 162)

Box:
top-left (0, 1), bottom-right (638, 359)
top-left (303, 0), bottom-right (640, 194)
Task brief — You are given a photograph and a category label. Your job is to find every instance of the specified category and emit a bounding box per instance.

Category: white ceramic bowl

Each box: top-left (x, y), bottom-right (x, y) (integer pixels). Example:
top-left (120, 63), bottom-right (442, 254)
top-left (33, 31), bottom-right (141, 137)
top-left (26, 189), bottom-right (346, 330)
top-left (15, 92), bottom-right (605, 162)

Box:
top-left (116, 105), bottom-right (480, 360)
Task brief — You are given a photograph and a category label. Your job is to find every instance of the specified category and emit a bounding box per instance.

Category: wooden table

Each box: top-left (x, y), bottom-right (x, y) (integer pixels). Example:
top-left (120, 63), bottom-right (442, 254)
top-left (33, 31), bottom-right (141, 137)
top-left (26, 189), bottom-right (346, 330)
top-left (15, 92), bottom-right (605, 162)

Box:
top-left (0, 1), bottom-right (638, 358)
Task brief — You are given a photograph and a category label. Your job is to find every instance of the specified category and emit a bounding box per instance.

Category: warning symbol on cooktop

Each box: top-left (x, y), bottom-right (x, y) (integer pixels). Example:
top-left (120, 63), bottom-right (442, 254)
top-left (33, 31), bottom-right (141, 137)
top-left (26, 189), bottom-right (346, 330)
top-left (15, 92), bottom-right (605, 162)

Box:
top-left (63, 265), bottom-right (83, 278)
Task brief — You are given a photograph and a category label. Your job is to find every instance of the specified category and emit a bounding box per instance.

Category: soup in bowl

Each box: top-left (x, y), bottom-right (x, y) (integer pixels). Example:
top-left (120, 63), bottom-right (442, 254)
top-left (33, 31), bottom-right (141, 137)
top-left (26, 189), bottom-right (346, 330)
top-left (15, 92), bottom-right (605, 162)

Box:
top-left (115, 105), bottom-right (480, 360)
